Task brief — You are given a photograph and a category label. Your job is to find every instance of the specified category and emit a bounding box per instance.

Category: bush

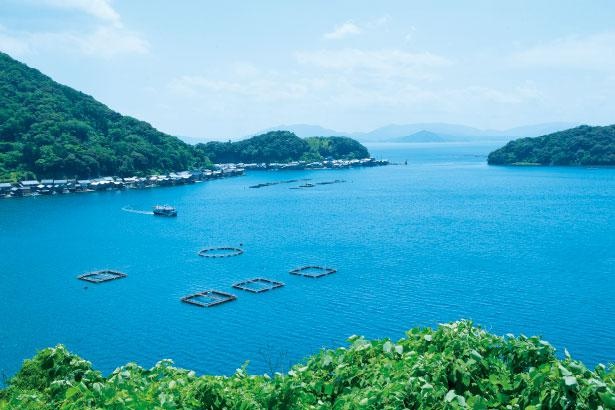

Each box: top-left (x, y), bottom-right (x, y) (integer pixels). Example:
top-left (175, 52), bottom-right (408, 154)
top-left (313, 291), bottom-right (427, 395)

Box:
top-left (1, 321), bottom-right (613, 409)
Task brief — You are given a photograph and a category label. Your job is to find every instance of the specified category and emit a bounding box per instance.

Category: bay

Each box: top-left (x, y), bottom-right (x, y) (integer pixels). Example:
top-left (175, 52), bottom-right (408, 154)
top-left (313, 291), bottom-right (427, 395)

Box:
top-left (0, 142), bottom-right (613, 379)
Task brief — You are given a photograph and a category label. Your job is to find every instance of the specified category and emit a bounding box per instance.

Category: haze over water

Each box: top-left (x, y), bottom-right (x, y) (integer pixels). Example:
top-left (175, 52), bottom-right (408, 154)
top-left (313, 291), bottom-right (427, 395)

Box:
top-left (1, 142), bottom-right (613, 379)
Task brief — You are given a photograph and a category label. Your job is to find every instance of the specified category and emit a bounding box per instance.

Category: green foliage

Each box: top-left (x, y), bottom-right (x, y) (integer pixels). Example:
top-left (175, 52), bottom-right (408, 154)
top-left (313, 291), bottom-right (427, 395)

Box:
top-left (488, 125), bottom-right (615, 166)
top-left (0, 52), bottom-right (210, 181)
top-left (304, 136), bottom-right (369, 161)
top-left (196, 132), bottom-right (370, 164)
top-left (2, 321), bottom-right (613, 409)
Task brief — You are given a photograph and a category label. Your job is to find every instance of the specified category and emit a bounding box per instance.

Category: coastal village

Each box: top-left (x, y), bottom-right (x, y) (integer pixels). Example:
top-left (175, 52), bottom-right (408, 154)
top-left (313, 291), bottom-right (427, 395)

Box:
top-left (0, 157), bottom-right (388, 198)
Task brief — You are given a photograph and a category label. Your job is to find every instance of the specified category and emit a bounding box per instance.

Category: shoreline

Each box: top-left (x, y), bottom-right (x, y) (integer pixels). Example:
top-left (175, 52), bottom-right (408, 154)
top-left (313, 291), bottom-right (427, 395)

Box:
top-left (0, 157), bottom-right (388, 199)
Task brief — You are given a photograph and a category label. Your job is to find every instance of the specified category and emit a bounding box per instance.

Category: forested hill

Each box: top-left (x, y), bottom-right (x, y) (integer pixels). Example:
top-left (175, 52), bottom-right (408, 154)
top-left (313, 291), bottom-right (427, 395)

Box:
top-left (196, 131), bottom-right (370, 163)
top-left (487, 124), bottom-right (615, 166)
top-left (0, 52), bottom-right (209, 181)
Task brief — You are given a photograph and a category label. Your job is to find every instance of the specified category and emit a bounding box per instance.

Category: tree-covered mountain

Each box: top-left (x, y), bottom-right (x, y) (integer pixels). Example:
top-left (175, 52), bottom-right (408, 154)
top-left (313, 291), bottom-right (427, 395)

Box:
top-left (0, 52), bottom-right (210, 181)
top-left (196, 131), bottom-right (369, 163)
top-left (488, 125), bottom-right (615, 166)
top-left (1, 321), bottom-right (613, 408)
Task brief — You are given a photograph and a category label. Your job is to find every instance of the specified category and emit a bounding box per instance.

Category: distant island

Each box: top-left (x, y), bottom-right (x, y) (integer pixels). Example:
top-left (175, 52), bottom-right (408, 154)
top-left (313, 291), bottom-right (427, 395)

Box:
top-left (255, 122), bottom-right (579, 142)
top-left (0, 52), bottom-right (373, 183)
top-left (488, 125), bottom-right (615, 166)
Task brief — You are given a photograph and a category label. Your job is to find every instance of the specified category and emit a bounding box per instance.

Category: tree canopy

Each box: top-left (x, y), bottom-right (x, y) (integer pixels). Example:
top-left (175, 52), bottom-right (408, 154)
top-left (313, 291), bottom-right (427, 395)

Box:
top-left (196, 132), bottom-right (370, 164)
top-left (488, 125), bottom-right (615, 166)
top-left (1, 321), bottom-right (613, 409)
top-left (0, 52), bottom-right (210, 181)
top-left (0, 52), bottom-right (371, 182)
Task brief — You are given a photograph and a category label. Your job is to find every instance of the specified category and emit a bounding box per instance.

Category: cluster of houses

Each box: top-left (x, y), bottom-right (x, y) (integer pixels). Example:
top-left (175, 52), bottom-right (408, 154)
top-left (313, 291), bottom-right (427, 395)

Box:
top-left (0, 166), bottom-right (244, 198)
top-left (1, 157), bottom-right (388, 199)
top-left (225, 157), bottom-right (389, 171)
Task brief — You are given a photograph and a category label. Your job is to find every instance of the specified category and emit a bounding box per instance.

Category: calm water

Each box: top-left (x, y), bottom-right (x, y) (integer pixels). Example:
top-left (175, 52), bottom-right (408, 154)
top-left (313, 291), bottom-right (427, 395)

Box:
top-left (1, 142), bottom-right (614, 379)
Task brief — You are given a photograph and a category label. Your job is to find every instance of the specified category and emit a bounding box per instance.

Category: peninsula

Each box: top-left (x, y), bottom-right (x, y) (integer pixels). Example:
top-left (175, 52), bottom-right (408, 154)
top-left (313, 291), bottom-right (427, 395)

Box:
top-left (0, 52), bottom-right (382, 198)
top-left (487, 124), bottom-right (615, 166)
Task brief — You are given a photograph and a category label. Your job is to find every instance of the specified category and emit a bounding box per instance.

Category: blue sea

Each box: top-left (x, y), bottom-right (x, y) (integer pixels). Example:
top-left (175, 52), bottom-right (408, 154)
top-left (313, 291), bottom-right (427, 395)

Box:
top-left (1, 142), bottom-right (614, 380)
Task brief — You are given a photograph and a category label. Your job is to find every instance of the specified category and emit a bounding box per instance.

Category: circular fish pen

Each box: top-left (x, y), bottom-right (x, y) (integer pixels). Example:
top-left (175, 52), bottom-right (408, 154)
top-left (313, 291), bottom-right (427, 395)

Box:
top-left (198, 246), bottom-right (244, 258)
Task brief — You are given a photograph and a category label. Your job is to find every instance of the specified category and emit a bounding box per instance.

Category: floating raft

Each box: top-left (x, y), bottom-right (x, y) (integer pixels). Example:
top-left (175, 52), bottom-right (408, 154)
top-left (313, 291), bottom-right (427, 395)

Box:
top-left (289, 265), bottom-right (337, 278)
top-left (250, 179), bottom-right (311, 189)
top-left (77, 270), bottom-right (127, 283)
top-left (232, 277), bottom-right (284, 293)
top-left (181, 290), bottom-right (237, 307)
top-left (198, 246), bottom-right (244, 258)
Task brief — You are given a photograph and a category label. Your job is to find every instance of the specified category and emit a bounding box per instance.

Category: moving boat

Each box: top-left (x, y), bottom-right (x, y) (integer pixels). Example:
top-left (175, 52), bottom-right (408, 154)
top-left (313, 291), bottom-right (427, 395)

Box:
top-left (153, 205), bottom-right (177, 217)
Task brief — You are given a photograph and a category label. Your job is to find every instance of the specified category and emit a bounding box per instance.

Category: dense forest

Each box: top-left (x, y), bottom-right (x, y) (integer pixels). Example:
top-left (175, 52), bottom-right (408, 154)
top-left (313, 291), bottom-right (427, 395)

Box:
top-left (1, 321), bottom-right (613, 409)
top-left (0, 52), bottom-right (371, 182)
top-left (488, 125), bottom-right (615, 166)
top-left (0, 52), bottom-right (212, 181)
top-left (196, 132), bottom-right (369, 164)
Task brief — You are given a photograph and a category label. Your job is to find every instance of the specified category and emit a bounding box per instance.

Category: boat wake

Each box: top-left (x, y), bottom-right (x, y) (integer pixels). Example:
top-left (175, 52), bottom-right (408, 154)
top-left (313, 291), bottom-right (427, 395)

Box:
top-left (121, 206), bottom-right (154, 215)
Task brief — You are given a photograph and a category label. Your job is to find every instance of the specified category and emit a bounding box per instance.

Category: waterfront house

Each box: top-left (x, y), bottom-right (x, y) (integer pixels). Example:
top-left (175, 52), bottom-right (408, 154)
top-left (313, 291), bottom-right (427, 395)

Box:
top-left (77, 180), bottom-right (91, 191)
top-left (53, 180), bottom-right (68, 193)
top-left (19, 180), bottom-right (40, 195)
top-left (0, 182), bottom-right (12, 195)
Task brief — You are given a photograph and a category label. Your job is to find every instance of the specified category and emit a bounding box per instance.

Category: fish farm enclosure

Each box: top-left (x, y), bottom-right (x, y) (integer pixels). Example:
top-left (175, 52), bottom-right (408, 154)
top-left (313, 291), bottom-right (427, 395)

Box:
top-left (289, 266), bottom-right (337, 278)
top-left (181, 290), bottom-right (237, 308)
top-left (78, 245), bottom-right (335, 309)
top-left (198, 247), bottom-right (244, 258)
top-left (232, 278), bottom-right (285, 293)
top-left (77, 270), bottom-right (127, 283)
top-left (5, 145), bottom-right (613, 382)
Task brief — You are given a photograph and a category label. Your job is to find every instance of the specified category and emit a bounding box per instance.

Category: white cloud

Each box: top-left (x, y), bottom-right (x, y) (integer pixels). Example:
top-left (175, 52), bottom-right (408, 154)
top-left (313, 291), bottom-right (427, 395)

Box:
top-left (366, 15), bottom-right (391, 29)
top-left (168, 74), bottom-right (313, 102)
top-left (511, 32), bottom-right (615, 71)
top-left (323, 16), bottom-right (391, 40)
top-left (0, 1), bottom-right (148, 58)
top-left (323, 21), bottom-right (361, 40)
top-left (295, 48), bottom-right (451, 80)
top-left (40, 0), bottom-right (121, 26)
top-left (0, 25), bottom-right (148, 58)
top-left (404, 26), bottom-right (417, 43)
top-left (77, 26), bottom-right (148, 56)
top-left (0, 25), bottom-right (32, 55)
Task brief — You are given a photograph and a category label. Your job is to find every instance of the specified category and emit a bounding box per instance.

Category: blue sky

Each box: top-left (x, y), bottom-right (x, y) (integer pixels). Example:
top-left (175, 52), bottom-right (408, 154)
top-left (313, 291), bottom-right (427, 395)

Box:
top-left (1, 1), bottom-right (615, 139)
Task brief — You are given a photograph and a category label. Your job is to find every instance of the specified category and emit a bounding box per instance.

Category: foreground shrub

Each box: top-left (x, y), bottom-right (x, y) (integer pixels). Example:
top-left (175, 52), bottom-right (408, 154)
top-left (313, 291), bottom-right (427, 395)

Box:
top-left (1, 321), bottom-right (613, 409)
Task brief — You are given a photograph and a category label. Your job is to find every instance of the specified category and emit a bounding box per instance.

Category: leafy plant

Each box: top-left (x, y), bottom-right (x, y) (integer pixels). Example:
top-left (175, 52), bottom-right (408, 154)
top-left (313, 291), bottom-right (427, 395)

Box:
top-left (1, 321), bottom-right (613, 409)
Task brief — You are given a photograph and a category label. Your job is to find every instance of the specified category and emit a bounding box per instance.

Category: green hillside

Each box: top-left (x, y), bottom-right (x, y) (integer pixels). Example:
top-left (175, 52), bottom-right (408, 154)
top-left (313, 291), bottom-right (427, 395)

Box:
top-left (196, 132), bottom-right (369, 164)
top-left (488, 125), bottom-right (615, 166)
top-left (0, 52), bottom-right (210, 181)
top-left (1, 321), bottom-right (613, 409)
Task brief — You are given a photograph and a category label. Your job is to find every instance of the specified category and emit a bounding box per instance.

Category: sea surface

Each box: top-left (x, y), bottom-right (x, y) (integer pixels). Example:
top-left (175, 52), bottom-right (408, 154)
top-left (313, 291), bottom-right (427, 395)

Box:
top-left (1, 142), bottom-right (614, 380)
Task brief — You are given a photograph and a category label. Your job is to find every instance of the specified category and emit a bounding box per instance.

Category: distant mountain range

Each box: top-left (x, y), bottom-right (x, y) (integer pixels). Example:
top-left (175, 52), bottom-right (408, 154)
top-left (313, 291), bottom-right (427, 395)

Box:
top-left (252, 122), bottom-right (581, 143)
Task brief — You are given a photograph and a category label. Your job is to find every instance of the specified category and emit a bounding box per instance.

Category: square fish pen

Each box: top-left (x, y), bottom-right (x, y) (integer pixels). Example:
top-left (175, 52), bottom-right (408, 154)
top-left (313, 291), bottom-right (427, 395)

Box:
top-left (232, 278), bottom-right (284, 293)
top-left (181, 290), bottom-right (237, 307)
top-left (289, 266), bottom-right (337, 278)
top-left (77, 270), bottom-right (127, 283)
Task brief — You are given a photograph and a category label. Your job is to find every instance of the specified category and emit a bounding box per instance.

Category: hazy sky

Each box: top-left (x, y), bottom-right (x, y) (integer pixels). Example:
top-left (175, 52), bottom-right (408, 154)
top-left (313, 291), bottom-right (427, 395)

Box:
top-left (1, 1), bottom-right (615, 139)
